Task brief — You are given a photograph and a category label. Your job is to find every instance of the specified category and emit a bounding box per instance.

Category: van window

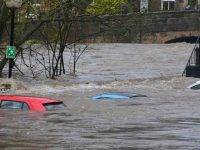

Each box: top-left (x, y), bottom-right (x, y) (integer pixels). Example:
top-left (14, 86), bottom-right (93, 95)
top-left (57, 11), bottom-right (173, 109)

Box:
top-left (43, 102), bottom-right (65, 111)
top-left (22, 103), bottom-right (30, 111)
top-left (0, 100), bottom-right (29, 110)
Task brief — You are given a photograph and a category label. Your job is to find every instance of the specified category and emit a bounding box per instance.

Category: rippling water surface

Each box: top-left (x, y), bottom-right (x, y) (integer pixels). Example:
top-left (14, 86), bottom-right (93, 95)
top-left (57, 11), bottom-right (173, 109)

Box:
top-left (1, 44), bottom-right (200, 149)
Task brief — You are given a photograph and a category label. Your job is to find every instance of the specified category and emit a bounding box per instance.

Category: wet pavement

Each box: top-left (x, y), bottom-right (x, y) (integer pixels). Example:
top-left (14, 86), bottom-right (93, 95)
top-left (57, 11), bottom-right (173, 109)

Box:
top-left (1, 43), bottom-right (200, 149)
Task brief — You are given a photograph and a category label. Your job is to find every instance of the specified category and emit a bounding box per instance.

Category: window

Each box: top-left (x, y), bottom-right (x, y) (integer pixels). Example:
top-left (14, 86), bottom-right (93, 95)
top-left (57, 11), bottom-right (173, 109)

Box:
top-left (163, 1), bottom-right (169, 10)
top-left (162, 0), bottom-right (175, 11)
top-left (43, 102), bottom-right (65, 111)
top-left (0, 100), bottom-right (29, 111)
top-left (22, 103), bottom-right (29, 111)
top-left (169, 1), bottom-right (175, 10)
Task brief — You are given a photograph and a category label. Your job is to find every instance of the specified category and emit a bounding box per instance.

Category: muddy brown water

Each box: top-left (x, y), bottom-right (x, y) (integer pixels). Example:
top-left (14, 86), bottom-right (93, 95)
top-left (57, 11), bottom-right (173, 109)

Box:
top-left (1, 44), bottom-right (200, 149)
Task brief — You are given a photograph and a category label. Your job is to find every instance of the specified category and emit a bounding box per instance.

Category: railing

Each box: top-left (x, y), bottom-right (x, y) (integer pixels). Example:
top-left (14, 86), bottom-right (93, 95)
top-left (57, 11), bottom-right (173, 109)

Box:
top-left (182, 36), bottom-right (200, 76)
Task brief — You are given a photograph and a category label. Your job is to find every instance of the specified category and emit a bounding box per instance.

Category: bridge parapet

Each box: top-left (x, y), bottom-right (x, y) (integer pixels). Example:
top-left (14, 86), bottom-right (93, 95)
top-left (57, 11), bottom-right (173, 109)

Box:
top-left (100, 10), bottom-right (200, 33)
top-left (94, 10), bottom-right (200, 43)
top-left (143, 11), bottom-right (200, 33)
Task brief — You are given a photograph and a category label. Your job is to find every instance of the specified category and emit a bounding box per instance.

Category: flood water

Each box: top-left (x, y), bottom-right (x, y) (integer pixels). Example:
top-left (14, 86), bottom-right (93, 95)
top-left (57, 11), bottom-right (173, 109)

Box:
top-left (1, 44), bottom-right (200, 149)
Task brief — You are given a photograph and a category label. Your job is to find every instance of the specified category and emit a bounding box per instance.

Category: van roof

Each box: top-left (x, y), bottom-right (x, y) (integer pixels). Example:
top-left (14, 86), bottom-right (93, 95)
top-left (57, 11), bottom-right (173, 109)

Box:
top-left (0, 95), bottom-right (56, 104)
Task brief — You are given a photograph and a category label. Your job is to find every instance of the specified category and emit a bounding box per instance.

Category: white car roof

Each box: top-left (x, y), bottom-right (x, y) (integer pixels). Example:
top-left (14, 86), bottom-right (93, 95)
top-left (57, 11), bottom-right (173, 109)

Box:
top-left (187, 81), bottom-right (200, 89)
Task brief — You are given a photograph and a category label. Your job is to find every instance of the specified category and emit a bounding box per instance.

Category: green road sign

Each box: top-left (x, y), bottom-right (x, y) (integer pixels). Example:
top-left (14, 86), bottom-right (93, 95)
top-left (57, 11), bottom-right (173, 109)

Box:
top-left (6, 46), bottom-right (16, 59)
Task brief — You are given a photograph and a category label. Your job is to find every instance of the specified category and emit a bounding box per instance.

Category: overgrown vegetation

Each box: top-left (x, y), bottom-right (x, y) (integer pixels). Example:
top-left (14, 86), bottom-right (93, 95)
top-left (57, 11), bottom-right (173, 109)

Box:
top-left (0, 0), bottom-right (133, 79)
top-left (2, 0), bottom-right (186, 79)
top-left (87, 0), bottom-right (128, 15)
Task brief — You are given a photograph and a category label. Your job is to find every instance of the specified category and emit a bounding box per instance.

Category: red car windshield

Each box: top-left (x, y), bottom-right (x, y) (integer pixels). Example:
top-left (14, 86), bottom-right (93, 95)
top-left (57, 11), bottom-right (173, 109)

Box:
top-left (43, 102), bottom-right (65, 111)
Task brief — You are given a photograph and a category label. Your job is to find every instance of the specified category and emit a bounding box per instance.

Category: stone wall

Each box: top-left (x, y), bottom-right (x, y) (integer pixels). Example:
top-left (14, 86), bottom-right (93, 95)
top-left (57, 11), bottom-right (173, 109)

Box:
top-left (91, 10), bottom-right (200, 43)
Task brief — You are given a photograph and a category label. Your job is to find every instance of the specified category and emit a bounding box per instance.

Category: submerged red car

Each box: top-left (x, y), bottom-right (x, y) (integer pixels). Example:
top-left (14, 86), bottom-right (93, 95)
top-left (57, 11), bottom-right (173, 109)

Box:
top-left (0, 95), bottom-right (66, 112)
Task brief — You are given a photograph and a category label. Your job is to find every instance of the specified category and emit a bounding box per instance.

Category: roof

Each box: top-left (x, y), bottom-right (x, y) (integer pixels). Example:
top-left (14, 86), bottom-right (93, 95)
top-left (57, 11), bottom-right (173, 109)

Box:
top-left (0, 95), bottom-right (56, 104)
top-left (187, 81), bottom-right (200, 89)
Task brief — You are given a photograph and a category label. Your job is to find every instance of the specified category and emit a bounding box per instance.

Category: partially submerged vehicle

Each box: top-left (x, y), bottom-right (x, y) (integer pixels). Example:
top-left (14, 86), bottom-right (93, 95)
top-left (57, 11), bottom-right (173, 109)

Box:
top-left (0, 95), bottom-right (66, 112)
top-left (92, 92), bottom-right (147, 100)
top-left (187, 81), bottom-right (200, 90)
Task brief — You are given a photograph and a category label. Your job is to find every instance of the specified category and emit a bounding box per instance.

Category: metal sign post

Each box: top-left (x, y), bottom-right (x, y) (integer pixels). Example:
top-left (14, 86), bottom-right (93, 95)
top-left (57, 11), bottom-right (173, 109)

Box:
top-left (5, 0), bottom-right (22, 78)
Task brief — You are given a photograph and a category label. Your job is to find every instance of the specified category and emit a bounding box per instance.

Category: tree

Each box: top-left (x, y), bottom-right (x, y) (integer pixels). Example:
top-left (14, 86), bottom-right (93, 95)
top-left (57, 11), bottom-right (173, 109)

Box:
top-left (0, 0), bottom-right (106, 78)
top-left (149, 0), bottom-right (161, 12)
top-left (87, 0), bottom-right (128, 15)
top-left (0, 0), bottom-right (138, 78)
top-left (0, 0), bottom-right (50, 77)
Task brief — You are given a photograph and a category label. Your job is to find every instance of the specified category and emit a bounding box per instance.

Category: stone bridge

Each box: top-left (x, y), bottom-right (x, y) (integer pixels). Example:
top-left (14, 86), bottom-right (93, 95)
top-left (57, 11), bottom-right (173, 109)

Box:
top-left (136, 11), bottom-right (199, 33)
top-left (92, 10), bottom-right (200, 43)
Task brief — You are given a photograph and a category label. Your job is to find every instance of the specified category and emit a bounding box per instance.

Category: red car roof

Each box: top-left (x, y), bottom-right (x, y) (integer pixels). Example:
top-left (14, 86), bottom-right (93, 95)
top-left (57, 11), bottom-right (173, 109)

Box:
top-left (0, 95), bottom-right (61, 111)
top-left (0, 95), bottom-right (56, 104)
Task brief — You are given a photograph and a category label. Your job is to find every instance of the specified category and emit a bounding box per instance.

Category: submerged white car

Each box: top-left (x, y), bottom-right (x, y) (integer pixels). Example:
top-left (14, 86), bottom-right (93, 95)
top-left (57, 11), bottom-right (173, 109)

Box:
top-left (187, 81), bottom-right (200, 90)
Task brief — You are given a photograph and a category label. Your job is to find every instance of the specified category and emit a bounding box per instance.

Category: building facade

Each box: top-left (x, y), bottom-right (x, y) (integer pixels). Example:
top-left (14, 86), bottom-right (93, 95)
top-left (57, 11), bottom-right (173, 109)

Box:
top-left (141, 0), bottom-right (200, 12)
